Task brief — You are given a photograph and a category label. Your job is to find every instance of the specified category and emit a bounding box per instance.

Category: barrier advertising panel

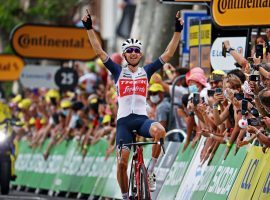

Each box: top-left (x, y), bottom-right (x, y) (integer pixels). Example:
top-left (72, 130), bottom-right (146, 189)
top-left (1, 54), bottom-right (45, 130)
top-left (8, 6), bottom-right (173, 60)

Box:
top-left (157, 143), bottom-right (197, 200)
top-left (152, 142), bottom-right (181, 199)
top-left (51, 139), bottom-right (78, 192)
top-left (25, 140), bottom-right (49, 188)
top-left (228, 146), bottom-right (267, 200)
top-left (38, 141), bottom-right (67, 190)
top-left (175, 138), bottom-right (207, 200)
top-left (203, 145), bottom-right (247, 200)
top-left (79, 140), bottom-right (107, 194)
top-left (249, 149), bottom-right (270, 200)
top-left (12, 139), bottom-right (30, 186)
top-left (190, 144), bottom-right (226, 200)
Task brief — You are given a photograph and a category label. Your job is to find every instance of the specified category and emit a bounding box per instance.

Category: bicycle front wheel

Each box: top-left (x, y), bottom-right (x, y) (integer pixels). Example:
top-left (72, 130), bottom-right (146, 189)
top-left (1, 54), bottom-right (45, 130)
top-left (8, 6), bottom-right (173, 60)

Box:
top-left (138, 165), bottom-right (151, 200)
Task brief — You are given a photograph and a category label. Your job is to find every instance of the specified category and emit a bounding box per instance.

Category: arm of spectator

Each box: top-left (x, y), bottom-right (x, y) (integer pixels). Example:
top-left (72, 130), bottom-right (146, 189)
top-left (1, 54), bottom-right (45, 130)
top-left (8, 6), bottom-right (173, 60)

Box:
top-left (224, 40), bottom-right (247, 68)
top-left (182, 115), bottom-right (195, 152)
top-left (151, 74), bottom-right (170, 93)
top-left (212, 93), bottom-right (229, 126)
top-left (163, 63), bottom-right (176, 81)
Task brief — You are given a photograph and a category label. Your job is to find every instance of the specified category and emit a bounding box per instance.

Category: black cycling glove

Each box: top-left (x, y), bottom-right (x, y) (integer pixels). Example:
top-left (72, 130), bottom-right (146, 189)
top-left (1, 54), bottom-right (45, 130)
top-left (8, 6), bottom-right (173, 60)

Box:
top-left (175, 17), bottom-right (183, 32)
top-left (82, 15), bottom-right (93, 30)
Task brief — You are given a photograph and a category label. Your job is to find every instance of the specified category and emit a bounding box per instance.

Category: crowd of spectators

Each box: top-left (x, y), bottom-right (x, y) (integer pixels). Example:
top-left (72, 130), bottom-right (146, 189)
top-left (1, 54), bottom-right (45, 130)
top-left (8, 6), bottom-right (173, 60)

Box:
top-left (3, 31), bottom-right (270, 164)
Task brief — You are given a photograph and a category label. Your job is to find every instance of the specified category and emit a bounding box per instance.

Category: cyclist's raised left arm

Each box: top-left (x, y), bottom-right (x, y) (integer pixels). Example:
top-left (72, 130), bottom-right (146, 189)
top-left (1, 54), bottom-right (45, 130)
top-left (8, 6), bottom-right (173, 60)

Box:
top-left (160, 11), bottom-right (184, 63)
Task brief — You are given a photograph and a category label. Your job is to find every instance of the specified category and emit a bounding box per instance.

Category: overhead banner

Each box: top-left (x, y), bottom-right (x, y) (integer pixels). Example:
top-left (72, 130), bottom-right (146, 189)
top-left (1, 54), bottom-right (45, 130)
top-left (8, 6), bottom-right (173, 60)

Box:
top-left (212, 0), bottom-right (270, 27)
top-left (11, 24), bottom-right (102, 61)
top-left (20, 65), bottom-right (60, 89)
top-left (210, 37), bottom-right (246, 71)
top-left (0, 54), bottom-right (24, 81)
top-left (161, 0), bottom-right (210, 4)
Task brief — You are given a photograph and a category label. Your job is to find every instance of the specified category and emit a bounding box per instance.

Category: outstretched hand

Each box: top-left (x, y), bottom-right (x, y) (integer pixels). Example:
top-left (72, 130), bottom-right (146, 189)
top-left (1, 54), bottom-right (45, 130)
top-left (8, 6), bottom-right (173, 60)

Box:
top-left (81, 9), bottom-right (93, 30)
top-left (175, 11), bottom-right (184, 32)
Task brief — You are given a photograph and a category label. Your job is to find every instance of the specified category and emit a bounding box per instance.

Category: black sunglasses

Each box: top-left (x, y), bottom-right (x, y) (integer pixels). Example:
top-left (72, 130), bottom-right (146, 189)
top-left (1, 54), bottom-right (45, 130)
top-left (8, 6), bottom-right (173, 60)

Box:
top-left (125, 47), bottom-right (141, 54)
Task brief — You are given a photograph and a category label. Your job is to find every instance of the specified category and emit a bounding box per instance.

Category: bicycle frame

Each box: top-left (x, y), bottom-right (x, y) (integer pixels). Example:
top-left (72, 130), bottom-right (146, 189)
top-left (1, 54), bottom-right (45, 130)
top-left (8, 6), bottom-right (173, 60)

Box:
top-left (131, 144), bottom-right (150, 199)
top-left (119, 136), bottom-right (165, 200)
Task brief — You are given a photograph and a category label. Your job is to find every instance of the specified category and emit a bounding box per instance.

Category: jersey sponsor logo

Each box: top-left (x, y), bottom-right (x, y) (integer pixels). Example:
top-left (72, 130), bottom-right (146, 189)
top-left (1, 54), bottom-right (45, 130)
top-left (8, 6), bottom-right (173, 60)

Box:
top-left (119, 78), bottom-right (147, 97)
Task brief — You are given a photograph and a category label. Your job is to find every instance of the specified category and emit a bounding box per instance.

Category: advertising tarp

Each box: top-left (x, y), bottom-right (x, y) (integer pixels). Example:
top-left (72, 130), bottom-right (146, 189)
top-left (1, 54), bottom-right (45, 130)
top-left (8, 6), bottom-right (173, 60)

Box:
top-left (157, 143), bottom-right (197, 200)
top-left (228, 146), bottom-right (267, 200)
top-left (203, 145), bottom-right (247, 200)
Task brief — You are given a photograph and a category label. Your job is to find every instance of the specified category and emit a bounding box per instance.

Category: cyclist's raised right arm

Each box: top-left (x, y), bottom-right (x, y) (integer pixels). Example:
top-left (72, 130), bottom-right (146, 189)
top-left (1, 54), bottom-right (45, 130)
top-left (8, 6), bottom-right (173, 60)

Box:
top-left (82, 13), bottom-right (107, 61)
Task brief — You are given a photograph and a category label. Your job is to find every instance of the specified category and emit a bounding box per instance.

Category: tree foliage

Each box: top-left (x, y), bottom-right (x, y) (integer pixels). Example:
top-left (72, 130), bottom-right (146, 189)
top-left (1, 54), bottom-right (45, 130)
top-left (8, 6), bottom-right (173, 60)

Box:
top-left (0, 0), bottom-right (82, 51)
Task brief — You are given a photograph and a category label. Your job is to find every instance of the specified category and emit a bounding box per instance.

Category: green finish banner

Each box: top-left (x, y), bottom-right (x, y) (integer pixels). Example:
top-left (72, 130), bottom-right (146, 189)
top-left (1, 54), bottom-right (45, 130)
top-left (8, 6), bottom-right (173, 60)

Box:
top-left (25, 139), bottom-right (49, 188)
top-left (38, 140), bottom-right (68, 190)
top-left (190, 144), bottom-right (226, 200)
top-left (158, 143), bottom-right (197, 200)
top-left (12, 139), bottom-right (30, 186)
top-left (79, 139), bottom-right (107, 194)
top-left (203, 145), bottom-right (247, 200)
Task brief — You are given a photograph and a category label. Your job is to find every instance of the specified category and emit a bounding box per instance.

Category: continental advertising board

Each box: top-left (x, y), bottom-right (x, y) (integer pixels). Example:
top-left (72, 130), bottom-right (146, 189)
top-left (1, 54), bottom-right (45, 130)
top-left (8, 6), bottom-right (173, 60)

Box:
top-left (0, 54), bottom-right (24, 81)
top-left (212, 0), bottom-right (270, 27)
top-left (161, 0), bottom-right (210, 4)
top-left (11, 24), bottom-right (102, 61)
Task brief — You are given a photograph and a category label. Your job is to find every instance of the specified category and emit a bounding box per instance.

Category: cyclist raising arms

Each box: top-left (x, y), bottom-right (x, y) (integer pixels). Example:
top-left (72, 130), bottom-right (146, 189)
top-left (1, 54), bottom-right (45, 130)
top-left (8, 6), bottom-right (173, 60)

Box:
top-left (82, 11), bottom-right (184, 200)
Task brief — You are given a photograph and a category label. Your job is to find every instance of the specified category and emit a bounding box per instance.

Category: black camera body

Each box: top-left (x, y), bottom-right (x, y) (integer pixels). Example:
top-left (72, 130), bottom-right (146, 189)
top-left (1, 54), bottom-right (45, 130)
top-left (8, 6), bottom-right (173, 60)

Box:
top-left (193, 93), bottom-right (200, 106)
top-left (249, 74), bottom-right (260, 82)
top-left (247, 118), bottom-right (262, 126)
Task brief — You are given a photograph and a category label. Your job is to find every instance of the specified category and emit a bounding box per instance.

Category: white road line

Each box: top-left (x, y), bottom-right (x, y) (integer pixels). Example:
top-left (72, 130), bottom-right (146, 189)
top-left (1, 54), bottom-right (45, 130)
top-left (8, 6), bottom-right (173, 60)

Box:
top-left (0, 195), bottom-right (47, 200)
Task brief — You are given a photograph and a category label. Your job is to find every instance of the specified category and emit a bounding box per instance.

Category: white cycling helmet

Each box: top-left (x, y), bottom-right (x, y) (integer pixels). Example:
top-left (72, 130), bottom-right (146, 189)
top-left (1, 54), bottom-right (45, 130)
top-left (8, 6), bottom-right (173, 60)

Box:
top-left (122, 38), bottom-right (143, 52)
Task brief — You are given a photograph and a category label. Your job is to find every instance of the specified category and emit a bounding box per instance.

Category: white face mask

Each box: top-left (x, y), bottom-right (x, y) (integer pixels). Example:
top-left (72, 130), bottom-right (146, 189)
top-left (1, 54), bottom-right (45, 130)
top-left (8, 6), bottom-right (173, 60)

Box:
top-left (150, 95), bottom-right (160, 104)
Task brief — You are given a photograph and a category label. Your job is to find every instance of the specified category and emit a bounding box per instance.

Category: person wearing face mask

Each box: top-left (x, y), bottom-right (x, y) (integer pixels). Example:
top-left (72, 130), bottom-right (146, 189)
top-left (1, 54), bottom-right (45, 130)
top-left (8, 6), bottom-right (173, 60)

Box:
top-left (82, 10), bottom-right (184, 197)
top-left (182, 67), bottom-right (209, 152)
top-left (148, 83), bottom-right (175, 131)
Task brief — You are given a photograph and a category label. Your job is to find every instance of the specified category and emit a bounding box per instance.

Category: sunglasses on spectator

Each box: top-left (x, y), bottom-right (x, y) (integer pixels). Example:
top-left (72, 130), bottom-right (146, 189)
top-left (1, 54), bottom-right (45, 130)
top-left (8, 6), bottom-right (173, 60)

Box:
top-left (125, 47), bottom-right (141, 54)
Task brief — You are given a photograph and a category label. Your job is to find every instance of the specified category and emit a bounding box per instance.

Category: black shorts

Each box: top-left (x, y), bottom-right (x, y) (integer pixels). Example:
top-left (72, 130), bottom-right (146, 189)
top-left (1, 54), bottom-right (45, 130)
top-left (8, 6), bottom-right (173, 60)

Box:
top-left (116, 114), bottom-right (156, 150)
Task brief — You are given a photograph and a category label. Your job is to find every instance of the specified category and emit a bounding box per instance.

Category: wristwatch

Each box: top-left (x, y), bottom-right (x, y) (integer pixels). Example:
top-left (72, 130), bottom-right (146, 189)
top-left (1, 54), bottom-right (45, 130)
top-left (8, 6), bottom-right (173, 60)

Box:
top-left (226, 48), bottom-right (235, 53)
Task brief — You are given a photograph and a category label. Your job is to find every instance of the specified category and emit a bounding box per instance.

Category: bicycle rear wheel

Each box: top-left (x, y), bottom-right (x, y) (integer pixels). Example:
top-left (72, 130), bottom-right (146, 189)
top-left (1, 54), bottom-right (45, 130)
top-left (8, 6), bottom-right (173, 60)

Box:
top-left (138, 165), bottom-right (151, 200)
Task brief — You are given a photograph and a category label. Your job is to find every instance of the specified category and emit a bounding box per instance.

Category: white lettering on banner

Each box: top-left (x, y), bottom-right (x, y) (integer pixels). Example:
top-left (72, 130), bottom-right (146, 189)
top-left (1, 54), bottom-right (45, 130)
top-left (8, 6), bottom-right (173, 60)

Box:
top-left (77, 157), bottom-right (95, 176)
top-left (60, 147), bottom-right (76, 174)
top-left (107, 158), bottom-right (118, 179)
top-left (88, 157), bottom-right (109, 177)
top-left (195, 166), bottom-right (216, 191)
top-left (156, 168), bottom-right (170, 181)
top-left (33, 154), bottom-right (47, 173)
top-left (64, 154), bottom-right (83, 175)
top-left (208, 166), bottom-right (238, 195)
top-left (44, 155), bottom-right (64, 174)
top-left (175, 138), bottom-right (208, 200)
top-left (164, 162), bottom-right (189, 186)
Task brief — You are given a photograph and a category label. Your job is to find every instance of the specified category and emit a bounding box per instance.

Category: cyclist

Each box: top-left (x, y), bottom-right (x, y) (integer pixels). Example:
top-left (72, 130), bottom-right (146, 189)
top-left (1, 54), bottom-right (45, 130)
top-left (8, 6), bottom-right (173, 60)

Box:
top-left (82, 11), bottom-right (184, 200)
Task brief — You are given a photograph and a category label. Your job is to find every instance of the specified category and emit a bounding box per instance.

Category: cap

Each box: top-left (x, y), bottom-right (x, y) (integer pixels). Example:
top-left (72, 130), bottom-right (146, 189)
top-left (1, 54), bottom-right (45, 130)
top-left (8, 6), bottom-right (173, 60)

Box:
top-left (102, 114), bottom-right (111, 124)
top-left (149, 83), bottom-right (164, 92)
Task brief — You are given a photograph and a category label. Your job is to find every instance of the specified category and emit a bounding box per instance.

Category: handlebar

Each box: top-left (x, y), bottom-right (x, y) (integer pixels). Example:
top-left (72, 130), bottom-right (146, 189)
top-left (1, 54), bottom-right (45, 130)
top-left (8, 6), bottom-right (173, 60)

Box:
top-left (118, 138), bottom-right (166, 155)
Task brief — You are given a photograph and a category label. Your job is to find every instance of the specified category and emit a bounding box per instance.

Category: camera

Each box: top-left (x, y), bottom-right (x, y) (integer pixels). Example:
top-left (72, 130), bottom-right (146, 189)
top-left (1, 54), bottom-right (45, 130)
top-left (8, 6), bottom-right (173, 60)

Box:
top-left (234, 92), bottom-right (244, 101)
top-left (193, 93), bottom-right (200, 106)
top-left (255, 44), bottom-right (263, 58)
top-left (222, 42), bottom-right (226, 58)
top-left (215, 88), bottom-right (222, 94)
top-left (207, 89), bottom-right (215, 97)
top-left (241, 99), bottom-right (248, 115)
top-left (249, 74), bottom-right (260, 82)
top-left (247, 118), bottom-right (262, 126)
